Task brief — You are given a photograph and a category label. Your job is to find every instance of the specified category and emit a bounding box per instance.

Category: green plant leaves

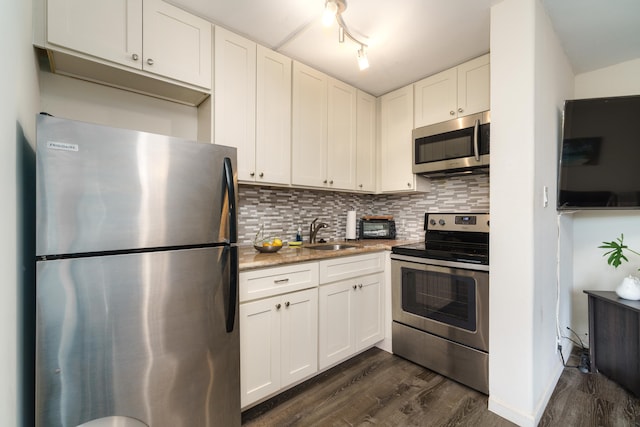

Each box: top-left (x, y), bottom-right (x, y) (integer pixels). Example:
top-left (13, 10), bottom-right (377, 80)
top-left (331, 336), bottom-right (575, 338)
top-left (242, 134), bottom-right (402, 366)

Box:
top-left (599, 233), bottom-right (640, 270)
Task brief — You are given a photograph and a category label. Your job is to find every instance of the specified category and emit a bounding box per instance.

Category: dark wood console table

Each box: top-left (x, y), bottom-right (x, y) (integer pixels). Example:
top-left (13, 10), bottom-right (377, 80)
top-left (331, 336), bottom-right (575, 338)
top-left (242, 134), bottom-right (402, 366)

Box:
top-left (584, 290), bottom-right (640, 397)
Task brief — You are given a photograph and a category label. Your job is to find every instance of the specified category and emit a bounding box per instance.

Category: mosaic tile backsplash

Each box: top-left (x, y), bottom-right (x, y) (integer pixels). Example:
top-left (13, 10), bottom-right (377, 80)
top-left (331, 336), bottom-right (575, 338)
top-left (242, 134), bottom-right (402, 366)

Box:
top-left (238, 174), bottom-right (489, 244)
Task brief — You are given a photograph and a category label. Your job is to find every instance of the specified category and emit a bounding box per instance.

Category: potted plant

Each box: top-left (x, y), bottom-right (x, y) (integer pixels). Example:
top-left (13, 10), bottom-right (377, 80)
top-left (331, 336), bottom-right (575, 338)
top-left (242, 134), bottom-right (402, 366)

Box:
top-left (599, 234), bottom-right (640, 300)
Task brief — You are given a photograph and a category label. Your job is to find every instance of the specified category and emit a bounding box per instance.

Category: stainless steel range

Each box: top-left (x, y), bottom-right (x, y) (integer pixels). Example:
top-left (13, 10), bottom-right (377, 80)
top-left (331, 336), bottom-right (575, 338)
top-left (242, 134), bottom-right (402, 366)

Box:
top-left (391, 212), bottom-right (489, 394)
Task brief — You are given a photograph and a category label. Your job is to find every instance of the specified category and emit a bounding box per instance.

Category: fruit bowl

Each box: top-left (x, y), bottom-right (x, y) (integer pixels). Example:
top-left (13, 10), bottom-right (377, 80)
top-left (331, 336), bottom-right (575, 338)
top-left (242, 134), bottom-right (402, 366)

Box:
top-left (254, 243), bottom-right (282, 253)
top-left (253, 237), bottom-right (284, 253)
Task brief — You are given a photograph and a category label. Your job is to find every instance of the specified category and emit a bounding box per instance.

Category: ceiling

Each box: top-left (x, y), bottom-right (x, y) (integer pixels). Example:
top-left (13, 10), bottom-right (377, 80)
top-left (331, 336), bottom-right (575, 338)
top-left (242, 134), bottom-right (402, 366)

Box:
top-left (167, 0), bottom-right (640, 97)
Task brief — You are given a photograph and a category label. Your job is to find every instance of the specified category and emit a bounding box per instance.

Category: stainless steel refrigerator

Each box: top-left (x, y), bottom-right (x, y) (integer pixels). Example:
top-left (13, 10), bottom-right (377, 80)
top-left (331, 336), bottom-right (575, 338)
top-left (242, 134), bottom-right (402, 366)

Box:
top-left (35, 114), bottom-right (240, 427)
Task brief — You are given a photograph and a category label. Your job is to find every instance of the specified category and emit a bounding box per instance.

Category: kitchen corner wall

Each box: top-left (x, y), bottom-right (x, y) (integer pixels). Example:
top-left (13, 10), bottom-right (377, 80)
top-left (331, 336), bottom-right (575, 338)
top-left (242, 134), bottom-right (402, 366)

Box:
top-left (238, 174), bottom-right (490, 244)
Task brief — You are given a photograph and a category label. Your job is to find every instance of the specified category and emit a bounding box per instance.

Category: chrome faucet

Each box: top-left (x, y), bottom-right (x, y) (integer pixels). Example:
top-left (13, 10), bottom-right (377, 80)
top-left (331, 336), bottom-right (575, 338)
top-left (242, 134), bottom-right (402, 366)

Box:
top-left (309, 218), bottom-right (329, 244)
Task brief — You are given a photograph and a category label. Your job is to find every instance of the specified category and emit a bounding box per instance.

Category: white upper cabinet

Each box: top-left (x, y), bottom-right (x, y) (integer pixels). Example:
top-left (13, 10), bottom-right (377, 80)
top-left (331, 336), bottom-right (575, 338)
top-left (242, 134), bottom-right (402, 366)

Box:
top-left (292, 62), bottom-right (358, 191)
top-left (214, 27), bottom-right (257, 179)
top-left (47, 0), bottom-right (143, 70)
top-left (380, 85), bottom-right (429, 193)
top-left (143, 0), bottom-right (212, 89)
top-left (45, 0), bottom-right (212, 91)
top-left (356, 90), bottom-right (377, 193)
top-left (255, 46), bottom-right (292, 185)
top-left (414, 54), bottom-right (490, 127)
top-left (291, 62), bottom-right (328, 188)
top-left (327, 78), bottom-right (357, 190)
top-left (456, 54), bottom-right (491, 118)
top-left (414, 68), bottom-right (457, 127)
top-left (214, 30), bottom-right (292, 185)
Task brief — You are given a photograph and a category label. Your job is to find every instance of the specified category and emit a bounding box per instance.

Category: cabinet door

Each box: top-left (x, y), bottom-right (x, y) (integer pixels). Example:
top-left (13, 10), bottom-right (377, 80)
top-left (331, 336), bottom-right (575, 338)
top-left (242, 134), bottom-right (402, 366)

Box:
top-left (240, 296), bottom-right (281, 408)
top-left (256, 46), bottom-right (292, 185)
top-left (414, 68), bottom-right (457, 127)
top-left (380, 85), bottom-right (415, 192)
top-left (291, 62), bottom-right (328, 187)
top-left (143, 0), bottom-right (212, 88)
top-left (47, 0), bottom-right (143, 70)
top-left (214, 27), bottom-right (256, 181)
top-left (326, 78), bottom-right (357, 190)
top-left (355, 273), bottom-right (384, 350)
top-left (318, 280), bottom-right (356, 370)
top-left (280, 288), bottom-right (318, 388)
top-left (356, 90), bottom-right (377, 192)
top-left (457, 54), bottom-right (490, 117)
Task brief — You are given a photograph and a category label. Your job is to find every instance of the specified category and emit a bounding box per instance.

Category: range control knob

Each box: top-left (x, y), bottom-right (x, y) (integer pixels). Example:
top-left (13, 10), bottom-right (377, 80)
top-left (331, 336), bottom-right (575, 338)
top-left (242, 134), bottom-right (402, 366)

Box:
top-left (439, 219), bottom-right (446, 226)
top-left (429, 219), bottom-right (436, 226)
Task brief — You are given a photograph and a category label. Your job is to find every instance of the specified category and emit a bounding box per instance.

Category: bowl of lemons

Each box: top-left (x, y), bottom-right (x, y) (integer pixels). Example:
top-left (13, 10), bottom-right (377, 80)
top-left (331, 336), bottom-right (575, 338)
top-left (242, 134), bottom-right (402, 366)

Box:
top-left (254, 237), bottom-right (284, 253)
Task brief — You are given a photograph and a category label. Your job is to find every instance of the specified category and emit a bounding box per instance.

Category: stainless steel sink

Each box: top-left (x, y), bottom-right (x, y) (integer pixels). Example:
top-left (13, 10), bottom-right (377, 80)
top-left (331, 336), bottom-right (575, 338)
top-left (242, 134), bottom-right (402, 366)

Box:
top-left (308, 243), bottom-right (357, 251)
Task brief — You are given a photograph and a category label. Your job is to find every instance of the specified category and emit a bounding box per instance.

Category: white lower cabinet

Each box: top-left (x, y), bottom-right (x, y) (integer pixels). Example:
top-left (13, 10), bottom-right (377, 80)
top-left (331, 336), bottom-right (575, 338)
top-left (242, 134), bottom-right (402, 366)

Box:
top-left (318, 273), bottom-right (384, 370)
top-left (318, 252), bottom-right (385, 370)
top-left (240, 252), bottom-right (385, 408)
top-left (240, 287), bottom-right (318, 408)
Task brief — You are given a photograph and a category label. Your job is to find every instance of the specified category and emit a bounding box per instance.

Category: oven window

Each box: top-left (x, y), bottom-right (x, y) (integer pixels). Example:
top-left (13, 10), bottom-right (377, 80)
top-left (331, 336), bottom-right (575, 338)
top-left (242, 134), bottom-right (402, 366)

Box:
top-left (401, 267), bottom-right (477, 331)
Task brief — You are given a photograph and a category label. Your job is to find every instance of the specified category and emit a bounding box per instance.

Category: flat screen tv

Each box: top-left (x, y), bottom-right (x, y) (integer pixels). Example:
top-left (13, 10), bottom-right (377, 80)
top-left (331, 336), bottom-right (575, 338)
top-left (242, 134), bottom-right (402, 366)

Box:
top-left (558, 94), bottom-right (640, 210)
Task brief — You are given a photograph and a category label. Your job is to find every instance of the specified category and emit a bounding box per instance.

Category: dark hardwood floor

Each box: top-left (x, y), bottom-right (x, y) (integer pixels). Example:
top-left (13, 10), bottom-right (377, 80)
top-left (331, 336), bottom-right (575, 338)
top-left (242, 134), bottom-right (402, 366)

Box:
top-left (242, 347), bottom-right (640, 427)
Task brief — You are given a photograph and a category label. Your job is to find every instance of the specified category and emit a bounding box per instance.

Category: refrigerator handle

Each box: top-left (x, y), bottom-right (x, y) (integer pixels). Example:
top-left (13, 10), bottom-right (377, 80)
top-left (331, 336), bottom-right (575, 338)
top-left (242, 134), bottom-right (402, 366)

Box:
top-left (226, 245), bottom-right (238, 333)
top-left (223, 157), bottom-right (238, 243)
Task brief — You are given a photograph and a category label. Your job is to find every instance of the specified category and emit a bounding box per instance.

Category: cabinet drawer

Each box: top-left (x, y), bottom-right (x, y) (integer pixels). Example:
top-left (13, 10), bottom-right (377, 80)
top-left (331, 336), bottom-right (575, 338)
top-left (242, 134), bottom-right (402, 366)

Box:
top-left (240, 262), bottom-right (319, 302)
top-left (319, 252), bottom-right (384, 284)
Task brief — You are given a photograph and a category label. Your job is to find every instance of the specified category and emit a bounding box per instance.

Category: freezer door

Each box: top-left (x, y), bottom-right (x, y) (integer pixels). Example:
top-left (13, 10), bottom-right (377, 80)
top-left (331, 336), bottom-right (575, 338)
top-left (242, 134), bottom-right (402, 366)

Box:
top-left (36, 246), bottom-right (240, 427)
top-left (36, 115), bottom-right (238, 256)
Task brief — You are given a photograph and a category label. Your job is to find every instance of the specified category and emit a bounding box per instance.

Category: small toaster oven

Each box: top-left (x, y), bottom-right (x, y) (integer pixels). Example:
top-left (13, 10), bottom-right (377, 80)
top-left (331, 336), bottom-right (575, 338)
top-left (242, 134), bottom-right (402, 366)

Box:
top-left (359, 219), bottom-right (396, 239)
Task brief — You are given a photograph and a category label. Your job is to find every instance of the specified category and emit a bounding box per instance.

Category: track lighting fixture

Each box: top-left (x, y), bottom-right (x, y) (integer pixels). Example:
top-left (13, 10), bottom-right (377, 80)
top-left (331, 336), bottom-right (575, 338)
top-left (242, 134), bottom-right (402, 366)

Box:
top-left (323, 0), bottom-right (369, 70)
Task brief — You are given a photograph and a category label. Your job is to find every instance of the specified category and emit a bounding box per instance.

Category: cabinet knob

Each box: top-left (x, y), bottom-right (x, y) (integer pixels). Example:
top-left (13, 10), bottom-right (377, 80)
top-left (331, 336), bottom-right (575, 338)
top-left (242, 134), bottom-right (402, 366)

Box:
top-left (259, 172), bottom-right (264, 178)
top-left (352, 285), bottom-right (357, 290)
top-left (359, 184), bottom-right (363, 188)
top-left (132, 53), bottom-right (139, 61)
top-left (407, 182), bottom-right (411, 188)
top-left (275, 303), bottom-right (281, 310)
top-left (250, 172), bottom-right (255, 177)
top-left (285, 301), bottom-right (290, 308)
top-left (450, 110), bottom-right (455, 115)
top-left (323, 179), bottom-right (328, 184)
top-left (329, 180), bottom-right (334, 185)
top-left (147, 58), bottom-right (154, 66)
top-left (358, 284), bottom-right (363, 289)
top-left (458, 107), bottom-right (463, 113)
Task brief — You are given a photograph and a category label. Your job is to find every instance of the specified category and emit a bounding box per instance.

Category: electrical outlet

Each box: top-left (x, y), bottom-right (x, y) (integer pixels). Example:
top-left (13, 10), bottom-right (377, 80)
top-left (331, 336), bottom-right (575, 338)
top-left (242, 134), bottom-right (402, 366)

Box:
top-left (543, 185), bottom-right (549, 208)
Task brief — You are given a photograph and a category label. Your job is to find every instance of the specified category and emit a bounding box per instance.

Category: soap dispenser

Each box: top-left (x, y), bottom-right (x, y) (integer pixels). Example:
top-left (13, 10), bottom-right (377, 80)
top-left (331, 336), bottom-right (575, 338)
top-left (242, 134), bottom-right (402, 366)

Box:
top-left (296, 226), bottom-right (302, 242)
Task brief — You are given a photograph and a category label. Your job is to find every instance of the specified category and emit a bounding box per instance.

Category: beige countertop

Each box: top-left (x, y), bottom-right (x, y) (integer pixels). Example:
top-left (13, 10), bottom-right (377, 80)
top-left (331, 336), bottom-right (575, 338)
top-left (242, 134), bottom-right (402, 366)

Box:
top-left (238, 239), bottom-right (417, 271)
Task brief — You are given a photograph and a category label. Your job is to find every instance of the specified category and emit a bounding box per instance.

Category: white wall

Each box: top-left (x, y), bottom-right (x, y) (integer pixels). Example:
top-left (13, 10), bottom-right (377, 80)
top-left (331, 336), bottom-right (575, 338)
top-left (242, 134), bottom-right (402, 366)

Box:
top-left (531, 0), bottom-right (574, 416)
top-left (568, 58), bottom-right (640, 341)
top-left (39, 72), bottom-right (200, 140)
top-left (489, 0), bottom-right (537, 421)
top-left (1, 0), bottom-right (40, 425)
top-left (489, 0), bottom-right (574, 425)
top-left (575, 58), bottom-right (640, 98)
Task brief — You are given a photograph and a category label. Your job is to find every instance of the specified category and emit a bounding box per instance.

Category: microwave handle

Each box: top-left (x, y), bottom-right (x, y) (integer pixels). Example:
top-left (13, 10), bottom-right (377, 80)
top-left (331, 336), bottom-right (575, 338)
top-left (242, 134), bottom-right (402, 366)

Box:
top-left (473, 119), bottom-right (480, 161)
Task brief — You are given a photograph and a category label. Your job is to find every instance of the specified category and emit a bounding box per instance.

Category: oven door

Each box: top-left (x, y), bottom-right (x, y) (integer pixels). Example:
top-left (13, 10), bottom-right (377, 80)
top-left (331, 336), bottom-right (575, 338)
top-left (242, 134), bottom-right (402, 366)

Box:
top-left (391, 256), bottom-right (489, 352)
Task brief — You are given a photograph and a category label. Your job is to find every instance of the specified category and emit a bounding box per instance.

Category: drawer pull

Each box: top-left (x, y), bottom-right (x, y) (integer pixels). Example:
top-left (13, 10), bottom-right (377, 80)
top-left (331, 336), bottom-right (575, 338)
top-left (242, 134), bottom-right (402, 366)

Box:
top-left (274, 278), bottom-right (290, 284)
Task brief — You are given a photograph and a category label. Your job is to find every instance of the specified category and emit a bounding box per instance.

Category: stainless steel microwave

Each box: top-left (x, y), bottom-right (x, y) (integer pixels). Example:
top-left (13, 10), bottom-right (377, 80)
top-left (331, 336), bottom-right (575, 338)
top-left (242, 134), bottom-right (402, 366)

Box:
top-left (412, 111), bottom-right (490, 177)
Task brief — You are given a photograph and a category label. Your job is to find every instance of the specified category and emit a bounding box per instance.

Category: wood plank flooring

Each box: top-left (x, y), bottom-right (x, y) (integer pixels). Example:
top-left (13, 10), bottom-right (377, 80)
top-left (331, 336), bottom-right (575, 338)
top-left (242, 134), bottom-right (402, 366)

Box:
top-left (242, 347), bottom-right (640, 427)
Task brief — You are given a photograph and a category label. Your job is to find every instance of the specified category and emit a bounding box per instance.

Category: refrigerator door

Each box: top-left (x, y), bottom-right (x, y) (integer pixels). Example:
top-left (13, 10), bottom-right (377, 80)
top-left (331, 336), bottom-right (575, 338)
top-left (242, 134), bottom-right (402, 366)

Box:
top-left (36, 115), bottom-right (238, 256)
top-left (35, 246), bottom-right (240, 427)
